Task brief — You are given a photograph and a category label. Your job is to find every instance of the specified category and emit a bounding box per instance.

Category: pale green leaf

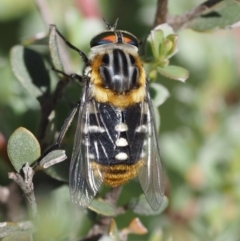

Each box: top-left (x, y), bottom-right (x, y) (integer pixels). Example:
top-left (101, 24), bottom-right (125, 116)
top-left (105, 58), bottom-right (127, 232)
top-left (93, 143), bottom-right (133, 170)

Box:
top-left (0, 221), bottom-right (33, 239)
top-left (7, 127), bottom-right (41, 172)
top-left (150, 83), bottom-right (170, 107)
top-left (88, 199), bottom-right (115, 216)
top-left (49, 25), bottom-right (64, 71)
top-left (128, 195), bottom-right (168, 216)
top-left (39, 150), bottom-right (67, 169)
top-left (157, 65), bottom-right (189, 82)
top-left (187, 0), bottom-right (240, 31)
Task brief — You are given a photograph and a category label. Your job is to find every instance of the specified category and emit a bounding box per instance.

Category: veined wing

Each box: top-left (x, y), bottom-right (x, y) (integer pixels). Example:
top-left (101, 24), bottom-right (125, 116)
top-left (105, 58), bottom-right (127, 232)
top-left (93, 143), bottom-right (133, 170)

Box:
top-left (137, 91), bottom-right (165, 211)
top-left (69, 83), bottom-right (105, 208)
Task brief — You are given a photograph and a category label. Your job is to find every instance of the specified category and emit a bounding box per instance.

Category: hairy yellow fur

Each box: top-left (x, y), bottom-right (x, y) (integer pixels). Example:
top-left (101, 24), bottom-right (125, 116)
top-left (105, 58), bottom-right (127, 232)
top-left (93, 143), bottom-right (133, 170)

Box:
top-left (89, 52), bottom-right (146, 108)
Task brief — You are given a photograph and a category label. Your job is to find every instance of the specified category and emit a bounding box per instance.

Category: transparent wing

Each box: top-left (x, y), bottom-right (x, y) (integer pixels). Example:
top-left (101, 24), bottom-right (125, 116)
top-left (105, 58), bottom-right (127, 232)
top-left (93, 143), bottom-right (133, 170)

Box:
top-left (69, 84), bottom-right (104, 208)
top-left (137, 91), bottom-right (165, 211)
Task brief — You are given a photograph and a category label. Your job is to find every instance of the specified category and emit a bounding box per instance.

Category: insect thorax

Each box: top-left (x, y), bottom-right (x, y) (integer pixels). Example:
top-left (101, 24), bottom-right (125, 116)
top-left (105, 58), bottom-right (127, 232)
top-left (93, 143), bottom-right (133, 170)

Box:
top-left (87, 44), bottom-right (146, 108)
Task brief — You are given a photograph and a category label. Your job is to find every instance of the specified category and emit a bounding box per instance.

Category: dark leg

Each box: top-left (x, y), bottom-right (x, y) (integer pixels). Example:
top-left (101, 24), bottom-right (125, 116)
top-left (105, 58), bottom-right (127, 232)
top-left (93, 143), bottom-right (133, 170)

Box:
top-left (50, 24), bottom-right (89, 65)
top-left (52, 65), bottom-right (82, 83)
top-left (36, 101), bottom-right (80, 164)
top-left (55, 101), bottom-right (80, 147)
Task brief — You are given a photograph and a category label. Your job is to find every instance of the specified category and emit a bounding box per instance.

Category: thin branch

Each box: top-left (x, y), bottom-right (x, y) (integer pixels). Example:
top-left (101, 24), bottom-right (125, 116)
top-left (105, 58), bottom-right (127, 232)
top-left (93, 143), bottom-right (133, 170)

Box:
top-left (167, 5), bottom-right (207, 30)
top-left (167, 0), bottom-right (224, 30)
top-left (85, 187), bottom-right (124, 240)
top-left (8, 164), bottom-right (37, 218)
top-left (0, 186), bottom-right (10, 204)
top-left (154, 0), bottom-right (168, 27)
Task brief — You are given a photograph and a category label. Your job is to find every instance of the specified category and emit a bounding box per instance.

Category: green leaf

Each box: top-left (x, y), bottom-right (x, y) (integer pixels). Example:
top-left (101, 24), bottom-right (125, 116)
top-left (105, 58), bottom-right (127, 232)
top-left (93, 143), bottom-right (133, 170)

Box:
top-left (128, 195), bottom-right (168, 216)
top-left (166, 34), bottom-right (178, 56)
top-left (157, 65), bottom-right (189, 82)
top-left (187, 0), bottom-right (240, 31)
top-left (150, 29), bottom-right (164, 59)
top-left (144, 40), bottom-right (155, 61)
top-left (149, 229), bottom-right (163, 241)
top-left (0, 221), bottom-right (33, 239)
top-left (22, 32), bottom-right (49, 46)
top-left (108, 219), bottom-right (121, 241)
top-left (49, 25), bottom-right (64, 71)
top-left (159, 38), bottom-right (173, 58)
top-left (39, 150), bottom-right (67, 169)
top-left (88, 199), bottom-right (115, 216)
top-left (44, 161), bottom-right (69, 182)
top-left (150, 83), bottom-right (170, 107)
top-left (40, 150), bottom-right (68, 182)
top-left (2, 231), bottom-right (32, 241)
top-left (7, 127), bottom-right (41, 172)
top-left (10, 45), bottom-right (50, 100)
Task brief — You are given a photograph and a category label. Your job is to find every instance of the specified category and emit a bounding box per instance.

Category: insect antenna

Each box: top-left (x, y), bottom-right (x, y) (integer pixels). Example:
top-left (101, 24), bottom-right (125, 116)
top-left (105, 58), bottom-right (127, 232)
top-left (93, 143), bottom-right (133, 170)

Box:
top-left (103, 18), bottom-right (119, 31)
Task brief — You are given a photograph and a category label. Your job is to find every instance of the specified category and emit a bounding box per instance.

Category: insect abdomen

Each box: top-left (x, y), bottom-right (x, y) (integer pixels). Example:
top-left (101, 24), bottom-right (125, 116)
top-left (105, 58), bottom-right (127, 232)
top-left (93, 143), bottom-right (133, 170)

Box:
top-left (86, 102), bottom-right (147, 186)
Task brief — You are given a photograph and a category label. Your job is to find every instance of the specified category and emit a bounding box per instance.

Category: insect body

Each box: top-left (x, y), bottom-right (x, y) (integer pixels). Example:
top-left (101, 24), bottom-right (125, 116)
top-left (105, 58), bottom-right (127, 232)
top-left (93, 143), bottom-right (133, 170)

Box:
top-left (54, 21), bottom-right (164, 211)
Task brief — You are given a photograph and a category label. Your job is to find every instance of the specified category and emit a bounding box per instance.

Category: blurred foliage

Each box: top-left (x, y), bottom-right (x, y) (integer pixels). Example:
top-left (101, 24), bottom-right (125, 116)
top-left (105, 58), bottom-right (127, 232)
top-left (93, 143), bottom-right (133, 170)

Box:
top-left (0, 0), bottom-right (240, 240)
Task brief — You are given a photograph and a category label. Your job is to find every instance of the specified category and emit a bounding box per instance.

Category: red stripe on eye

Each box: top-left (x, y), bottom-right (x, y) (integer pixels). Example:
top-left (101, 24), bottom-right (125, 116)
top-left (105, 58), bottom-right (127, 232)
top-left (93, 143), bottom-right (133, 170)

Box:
top-left (102, 35), bottom-right (116, 43)
top-left (123, 37), bottom-right (133, 43)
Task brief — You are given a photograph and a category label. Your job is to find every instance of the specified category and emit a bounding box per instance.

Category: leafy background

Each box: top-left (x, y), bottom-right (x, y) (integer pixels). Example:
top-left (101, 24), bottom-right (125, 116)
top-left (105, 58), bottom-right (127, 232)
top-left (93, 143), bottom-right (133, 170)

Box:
top-left (0, 0), bottom-right (240, 240)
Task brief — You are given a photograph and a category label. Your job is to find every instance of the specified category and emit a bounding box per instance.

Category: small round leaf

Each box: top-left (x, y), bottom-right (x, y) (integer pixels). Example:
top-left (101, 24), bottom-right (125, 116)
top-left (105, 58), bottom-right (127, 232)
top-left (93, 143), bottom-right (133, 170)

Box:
top-left (7, 127), bottom-right (41, 172)
top-left (88, 199), bottom-right (115, 216)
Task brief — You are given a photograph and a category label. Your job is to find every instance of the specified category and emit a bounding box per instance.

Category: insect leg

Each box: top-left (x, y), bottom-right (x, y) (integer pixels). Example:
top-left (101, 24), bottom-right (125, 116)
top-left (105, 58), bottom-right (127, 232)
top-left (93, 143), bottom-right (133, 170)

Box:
top-left (39, 101), bottom-right (80, 158)
top-left (50, 24), bottom-right (89, 65)
top-left (55, 101), bottom-right (80, 147)
top-left (52, 65), bottom-right (82, 83)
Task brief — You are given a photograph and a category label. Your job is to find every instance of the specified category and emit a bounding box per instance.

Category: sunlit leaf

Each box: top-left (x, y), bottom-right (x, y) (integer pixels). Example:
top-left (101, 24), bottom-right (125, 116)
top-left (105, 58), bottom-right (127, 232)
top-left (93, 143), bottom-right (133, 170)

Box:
top-left (88, 199), bottom-right (115, 216)
top-left (128, 195), bottom-right (168, 216)
top-left (7, 127), bottom-right (41, 172)
top-left (157, 65), bottom-right (189, 82)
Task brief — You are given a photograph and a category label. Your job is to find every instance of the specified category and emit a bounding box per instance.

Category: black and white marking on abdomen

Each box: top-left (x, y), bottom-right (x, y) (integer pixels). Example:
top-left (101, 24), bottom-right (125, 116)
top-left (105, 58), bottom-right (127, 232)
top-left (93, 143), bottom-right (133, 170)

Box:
top-left (115, 123), bottom-right (128, 132)
top-left (115, 137), bottom-right (128, 147)
top-left (115, 152), bottom-right (128, 160)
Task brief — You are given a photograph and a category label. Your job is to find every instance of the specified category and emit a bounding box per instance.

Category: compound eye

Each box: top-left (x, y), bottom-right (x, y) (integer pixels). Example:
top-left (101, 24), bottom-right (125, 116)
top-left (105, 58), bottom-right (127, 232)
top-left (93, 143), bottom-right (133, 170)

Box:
top-left (90, 31), bottom-right (116, 47)
top-left (122, 32), bottom-right (139, 48)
